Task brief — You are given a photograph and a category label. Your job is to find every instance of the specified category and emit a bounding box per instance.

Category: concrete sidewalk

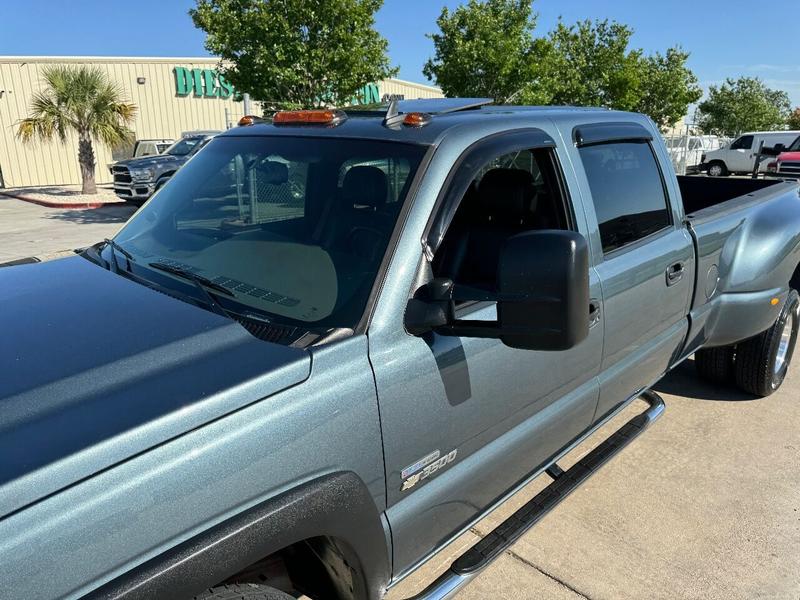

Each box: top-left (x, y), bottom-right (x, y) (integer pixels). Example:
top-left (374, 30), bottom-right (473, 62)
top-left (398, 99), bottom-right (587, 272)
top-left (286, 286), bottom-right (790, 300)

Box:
top-left (0, 196), bottom-right (135, 264)
top-left (388, 363), bottom-right (800, 600)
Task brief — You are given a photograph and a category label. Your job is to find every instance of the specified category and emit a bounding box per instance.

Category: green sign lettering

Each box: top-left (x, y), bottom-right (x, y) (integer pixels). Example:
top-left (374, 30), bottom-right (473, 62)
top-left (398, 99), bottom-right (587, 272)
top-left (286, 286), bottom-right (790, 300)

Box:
top-left (218, 74), bottom-right (234, 99)
top-left (202, 69), bottom-right (219, 97)
top-left (174, 67), bottom-right (192, 96)
top-left (173, 67), bottom-right (237, 99)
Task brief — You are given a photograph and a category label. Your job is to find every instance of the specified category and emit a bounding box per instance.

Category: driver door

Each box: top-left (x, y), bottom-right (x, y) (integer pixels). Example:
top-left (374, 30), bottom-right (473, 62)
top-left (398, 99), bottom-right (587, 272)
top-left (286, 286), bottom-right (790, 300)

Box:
top-left (728, 134), bottom-right (754, 172)
top-left (369, 131), bottom-right (603, 576)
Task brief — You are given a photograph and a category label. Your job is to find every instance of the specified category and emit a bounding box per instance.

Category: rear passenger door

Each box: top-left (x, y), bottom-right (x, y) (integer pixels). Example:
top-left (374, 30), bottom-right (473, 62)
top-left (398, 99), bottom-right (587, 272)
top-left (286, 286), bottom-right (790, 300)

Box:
top-left (571, 123), bottom-right (694, 420)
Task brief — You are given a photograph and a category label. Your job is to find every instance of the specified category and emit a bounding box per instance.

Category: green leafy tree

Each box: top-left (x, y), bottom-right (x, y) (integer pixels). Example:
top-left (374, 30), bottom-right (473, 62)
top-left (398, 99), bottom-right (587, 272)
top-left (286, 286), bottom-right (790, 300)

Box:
top-left (424, 3), bottom-right (700, 129)
top-left (697, 77), bottom-right (791, 136)
top-left (538, 20), bottom-right (700, 128)
top-left (191, 0), bottom-right (396, 109)
top-left (787, 107), bottom-right (800, 130)
top-left (423, 0), bottom-right (549, 104)
top-left (16, 65), bottom-right (136, 194)
top-left (540, 19), bottom-right (643, 111)
top-left (635, 48), bottom-right (702, 130)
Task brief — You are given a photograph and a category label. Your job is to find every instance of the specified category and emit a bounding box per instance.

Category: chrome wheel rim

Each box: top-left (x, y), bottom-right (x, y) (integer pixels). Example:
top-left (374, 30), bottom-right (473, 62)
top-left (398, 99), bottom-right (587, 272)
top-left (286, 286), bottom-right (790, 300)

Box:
top-left (775, 312), bottom-right (794, 375)
top-left (709, 165), bottom-right (721, 176)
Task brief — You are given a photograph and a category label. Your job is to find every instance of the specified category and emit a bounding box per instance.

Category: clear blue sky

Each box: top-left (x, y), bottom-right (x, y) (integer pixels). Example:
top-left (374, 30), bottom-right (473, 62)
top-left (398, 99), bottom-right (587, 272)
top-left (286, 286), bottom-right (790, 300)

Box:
top-left (2, 0), bottom-right (799, 109)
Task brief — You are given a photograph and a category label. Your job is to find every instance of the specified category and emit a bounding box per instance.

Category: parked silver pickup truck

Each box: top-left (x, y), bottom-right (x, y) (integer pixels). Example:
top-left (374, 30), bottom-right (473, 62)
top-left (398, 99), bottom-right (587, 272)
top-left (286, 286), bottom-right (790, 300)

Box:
top-left (1, 99), bottom-right (799, 600)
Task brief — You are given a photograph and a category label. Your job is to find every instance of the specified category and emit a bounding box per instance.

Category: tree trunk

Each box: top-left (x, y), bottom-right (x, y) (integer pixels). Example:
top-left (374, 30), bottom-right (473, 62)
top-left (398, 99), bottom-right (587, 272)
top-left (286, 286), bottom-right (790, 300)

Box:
top-left (78, 133), bottom-right (97, 195)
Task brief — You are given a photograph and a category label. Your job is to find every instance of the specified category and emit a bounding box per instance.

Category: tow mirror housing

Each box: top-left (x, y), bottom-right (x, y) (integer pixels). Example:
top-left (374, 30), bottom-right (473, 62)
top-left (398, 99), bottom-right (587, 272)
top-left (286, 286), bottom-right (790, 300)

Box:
top-left (406, 230), bottom-right (590, 351)
top-left (496, 230), bottom-right (590, 350)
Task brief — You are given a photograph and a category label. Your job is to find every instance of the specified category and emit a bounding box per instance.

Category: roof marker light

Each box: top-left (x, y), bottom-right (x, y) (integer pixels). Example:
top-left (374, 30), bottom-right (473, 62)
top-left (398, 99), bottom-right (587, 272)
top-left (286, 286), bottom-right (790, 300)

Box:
top-left (403, 112), bottom-right (432, 127)
top-left (273, 109), bottom-right (346, 126)
top-left (238, 115), bottom-right (260, 126)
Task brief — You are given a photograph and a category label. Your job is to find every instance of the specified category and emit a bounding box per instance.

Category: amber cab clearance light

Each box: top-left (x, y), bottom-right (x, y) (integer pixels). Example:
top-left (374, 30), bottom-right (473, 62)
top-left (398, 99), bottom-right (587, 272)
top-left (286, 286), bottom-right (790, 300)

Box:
top-left (273, 109), bottom-right (347, 126)
top-left (403, 112), bottom-right (432, 127)
top-left (238, 115), bottom-right (261, 126)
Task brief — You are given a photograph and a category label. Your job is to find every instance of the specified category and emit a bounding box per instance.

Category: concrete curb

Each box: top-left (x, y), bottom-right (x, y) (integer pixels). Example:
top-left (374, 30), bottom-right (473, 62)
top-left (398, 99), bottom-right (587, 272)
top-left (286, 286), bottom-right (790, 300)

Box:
top-left (0, 190), bottom-right (127, 209)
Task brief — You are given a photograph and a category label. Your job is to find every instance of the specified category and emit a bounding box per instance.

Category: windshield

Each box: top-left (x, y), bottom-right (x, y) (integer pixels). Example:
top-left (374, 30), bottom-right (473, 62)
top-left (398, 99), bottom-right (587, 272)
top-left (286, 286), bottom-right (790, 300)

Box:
top-left (165, 137), bottom-right (205, 156)
top-left (113, 135), bottom-right (428, 331)
top-left (788, 136), bottom-right (800, 152)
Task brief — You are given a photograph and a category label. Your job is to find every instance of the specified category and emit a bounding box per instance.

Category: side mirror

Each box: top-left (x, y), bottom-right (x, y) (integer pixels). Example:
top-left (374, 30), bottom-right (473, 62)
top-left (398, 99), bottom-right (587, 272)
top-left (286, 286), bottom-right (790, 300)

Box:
top-left (760, 144), bottom-right (785, 157)
top-left (406, 230), bottom-right (590, 351)
top-left (495, 230), bottom-right (590, 350)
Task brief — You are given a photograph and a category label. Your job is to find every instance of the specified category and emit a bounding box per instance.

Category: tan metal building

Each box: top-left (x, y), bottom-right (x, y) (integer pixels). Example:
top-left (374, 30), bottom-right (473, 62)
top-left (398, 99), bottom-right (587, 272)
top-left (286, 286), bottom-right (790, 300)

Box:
top-left (0, 56), bottom-right (443, 188)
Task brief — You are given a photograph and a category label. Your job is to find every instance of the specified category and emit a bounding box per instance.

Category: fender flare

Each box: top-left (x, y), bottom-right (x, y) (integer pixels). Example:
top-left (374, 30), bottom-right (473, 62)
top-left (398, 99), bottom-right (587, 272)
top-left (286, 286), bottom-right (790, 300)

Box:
top-left (86, 472), bottom-right (390, 600)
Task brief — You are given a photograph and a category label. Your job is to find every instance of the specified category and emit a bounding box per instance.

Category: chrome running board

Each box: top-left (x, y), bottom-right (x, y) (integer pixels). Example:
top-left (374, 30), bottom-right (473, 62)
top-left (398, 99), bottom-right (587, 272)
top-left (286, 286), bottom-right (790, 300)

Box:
top-left (404, 390), bottom-right (665, 600)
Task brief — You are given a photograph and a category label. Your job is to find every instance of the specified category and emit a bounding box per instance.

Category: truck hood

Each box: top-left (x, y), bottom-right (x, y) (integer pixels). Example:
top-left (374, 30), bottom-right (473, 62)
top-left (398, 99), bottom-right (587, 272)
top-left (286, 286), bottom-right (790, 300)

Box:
top-left (0, 257), bottom-right (311, 517)
top-left (778, 151), bottom-right (800, 162)
top-left (114, 154), bottom-right (185, 169)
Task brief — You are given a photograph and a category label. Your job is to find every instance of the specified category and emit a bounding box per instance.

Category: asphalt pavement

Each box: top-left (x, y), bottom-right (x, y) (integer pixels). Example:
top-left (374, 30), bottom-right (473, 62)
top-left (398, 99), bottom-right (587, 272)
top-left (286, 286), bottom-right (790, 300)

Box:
top-left (0, 197), bottom-right (136, 264)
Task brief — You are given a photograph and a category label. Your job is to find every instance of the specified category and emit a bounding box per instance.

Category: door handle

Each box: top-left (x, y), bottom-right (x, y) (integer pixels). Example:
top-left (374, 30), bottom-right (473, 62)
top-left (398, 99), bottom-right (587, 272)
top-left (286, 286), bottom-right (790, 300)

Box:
top-left (589, 298), bottom-right (601, 327)
top-left (666, 261), bottom-right (685, 286)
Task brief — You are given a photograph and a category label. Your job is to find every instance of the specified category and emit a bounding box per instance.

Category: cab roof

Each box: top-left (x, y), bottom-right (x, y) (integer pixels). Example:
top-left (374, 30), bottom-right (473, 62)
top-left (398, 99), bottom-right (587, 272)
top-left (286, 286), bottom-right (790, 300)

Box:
top-left (220, 98), bottom-right (621, 145)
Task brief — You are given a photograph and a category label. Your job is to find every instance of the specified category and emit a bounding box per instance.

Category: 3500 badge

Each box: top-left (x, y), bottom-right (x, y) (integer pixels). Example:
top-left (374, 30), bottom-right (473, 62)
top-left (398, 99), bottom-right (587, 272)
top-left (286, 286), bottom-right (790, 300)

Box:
top-left (400, 449), bottom-right (458, 491)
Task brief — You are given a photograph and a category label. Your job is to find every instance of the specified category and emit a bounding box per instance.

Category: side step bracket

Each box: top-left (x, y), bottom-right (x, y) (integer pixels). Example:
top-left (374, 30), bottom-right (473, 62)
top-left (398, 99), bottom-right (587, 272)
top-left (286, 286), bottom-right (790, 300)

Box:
top-left (405, 390), bottom-right (665, 600)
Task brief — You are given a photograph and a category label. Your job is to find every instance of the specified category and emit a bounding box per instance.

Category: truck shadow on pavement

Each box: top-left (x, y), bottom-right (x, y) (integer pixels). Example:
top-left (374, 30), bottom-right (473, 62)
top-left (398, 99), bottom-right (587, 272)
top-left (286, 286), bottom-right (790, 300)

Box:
top-left (42, 205), bottom-right (137, 225)
top-left (654, 359), bottom-right (757, 402)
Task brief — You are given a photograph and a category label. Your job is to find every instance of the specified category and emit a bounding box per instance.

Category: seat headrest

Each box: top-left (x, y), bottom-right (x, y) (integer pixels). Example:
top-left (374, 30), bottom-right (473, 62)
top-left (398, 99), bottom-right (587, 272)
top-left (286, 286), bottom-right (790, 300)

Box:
top-left (254, 160), bottom-right (289, 185)
top-left (477, 168), bottom-right (536, 224)
top-left (342, 166), bottom-right (388, 209)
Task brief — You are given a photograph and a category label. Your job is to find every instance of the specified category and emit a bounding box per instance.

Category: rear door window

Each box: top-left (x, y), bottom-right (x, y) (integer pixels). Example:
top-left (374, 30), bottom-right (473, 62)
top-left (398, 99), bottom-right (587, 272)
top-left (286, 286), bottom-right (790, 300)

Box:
top-left (579, 141), bottom-right (671, 254)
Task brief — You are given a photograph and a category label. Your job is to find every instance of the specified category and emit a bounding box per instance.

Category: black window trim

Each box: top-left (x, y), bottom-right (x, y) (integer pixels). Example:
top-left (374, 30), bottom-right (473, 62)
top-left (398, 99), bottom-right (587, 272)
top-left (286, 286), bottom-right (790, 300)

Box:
top-left (576, 135), bottom-right (675, 258)
top-left (573, 122), bottom-right (653, 147)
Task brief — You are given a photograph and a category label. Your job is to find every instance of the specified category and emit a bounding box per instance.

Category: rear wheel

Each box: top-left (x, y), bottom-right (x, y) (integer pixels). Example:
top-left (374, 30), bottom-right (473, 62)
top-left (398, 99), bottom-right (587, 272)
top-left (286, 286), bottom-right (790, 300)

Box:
top-left (707, 161), bottom-right (728, 177)
top-left (734, 290), bottom-right (800, 396)
top-left (193, 583), bottom-right (294, 600)
top-left (695, 345), bottom-right (735, 385)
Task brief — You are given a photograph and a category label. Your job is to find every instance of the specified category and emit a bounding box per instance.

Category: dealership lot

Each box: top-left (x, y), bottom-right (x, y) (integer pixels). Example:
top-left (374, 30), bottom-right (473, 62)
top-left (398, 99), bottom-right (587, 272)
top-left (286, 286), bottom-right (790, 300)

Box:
top-left (0, 197), bottom-right (135, 264)
top-left (389, 360), bottom-right (800, 599)
top-left (2, 196), bottom-right (798, 599)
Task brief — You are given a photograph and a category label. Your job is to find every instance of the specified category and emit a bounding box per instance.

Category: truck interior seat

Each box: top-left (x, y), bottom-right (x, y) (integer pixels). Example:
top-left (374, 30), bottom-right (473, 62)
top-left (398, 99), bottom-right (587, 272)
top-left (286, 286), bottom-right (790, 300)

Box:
top-left (327, 165), bottom-right (392, 263)
top-left (434, 168), bottom-right (538, 290)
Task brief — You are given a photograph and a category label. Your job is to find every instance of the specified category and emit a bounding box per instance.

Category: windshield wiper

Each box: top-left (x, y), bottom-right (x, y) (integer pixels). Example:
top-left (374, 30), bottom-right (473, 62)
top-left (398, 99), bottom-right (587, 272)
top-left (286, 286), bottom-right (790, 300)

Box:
top-left (148, 261), bottom-right (235, 318)
top-left (103, 238), bottom-right (135, 273)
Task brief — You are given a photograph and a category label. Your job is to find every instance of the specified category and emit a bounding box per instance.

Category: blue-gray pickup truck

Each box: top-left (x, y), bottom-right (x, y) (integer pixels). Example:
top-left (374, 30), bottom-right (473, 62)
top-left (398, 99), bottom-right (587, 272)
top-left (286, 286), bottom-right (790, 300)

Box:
top-left (2, 99), bottom-right (799, 600)
top-left (111, 133), bottom-right (217, 206)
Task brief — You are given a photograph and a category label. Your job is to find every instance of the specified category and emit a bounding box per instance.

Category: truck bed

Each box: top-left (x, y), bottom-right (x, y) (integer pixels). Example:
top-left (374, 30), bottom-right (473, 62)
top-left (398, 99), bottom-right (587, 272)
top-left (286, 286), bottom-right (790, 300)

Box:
top-left (677, 174), bottom-right (800, 355)
top-left (677, 175), bottom-right (783, 215)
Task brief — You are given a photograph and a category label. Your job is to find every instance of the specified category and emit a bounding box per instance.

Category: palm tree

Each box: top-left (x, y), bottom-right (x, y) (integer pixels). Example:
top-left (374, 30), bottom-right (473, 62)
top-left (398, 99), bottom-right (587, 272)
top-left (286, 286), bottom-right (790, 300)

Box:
top-left (17, 65), bottom-right (137, 194)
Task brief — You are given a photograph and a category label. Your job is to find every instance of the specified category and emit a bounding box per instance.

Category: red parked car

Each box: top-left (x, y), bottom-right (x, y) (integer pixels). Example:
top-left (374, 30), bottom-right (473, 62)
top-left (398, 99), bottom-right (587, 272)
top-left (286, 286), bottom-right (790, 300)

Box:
top-left (767, 135), bottom-right (800, 178)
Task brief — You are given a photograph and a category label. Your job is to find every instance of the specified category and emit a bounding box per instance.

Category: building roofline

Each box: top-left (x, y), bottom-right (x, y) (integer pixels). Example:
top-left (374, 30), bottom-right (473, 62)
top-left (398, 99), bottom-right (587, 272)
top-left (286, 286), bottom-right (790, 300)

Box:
top-left (385, 77), bottom-right (441, 92)
top-left (0, 55), bottom-right (223, 64)
top-left (0, 56), bottom-right (442, 91)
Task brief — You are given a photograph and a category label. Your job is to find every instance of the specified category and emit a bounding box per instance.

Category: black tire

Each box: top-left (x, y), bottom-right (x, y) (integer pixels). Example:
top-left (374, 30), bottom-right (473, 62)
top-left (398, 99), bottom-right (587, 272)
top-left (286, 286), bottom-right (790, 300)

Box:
top-left (695, 345), bottom-right (735, 385)
top-left (193, 583), bottom-right (294, 600)
top-left (707, 161), bottom-right (728, 177)
top-left (734, 289), bottom-right (800, 397)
